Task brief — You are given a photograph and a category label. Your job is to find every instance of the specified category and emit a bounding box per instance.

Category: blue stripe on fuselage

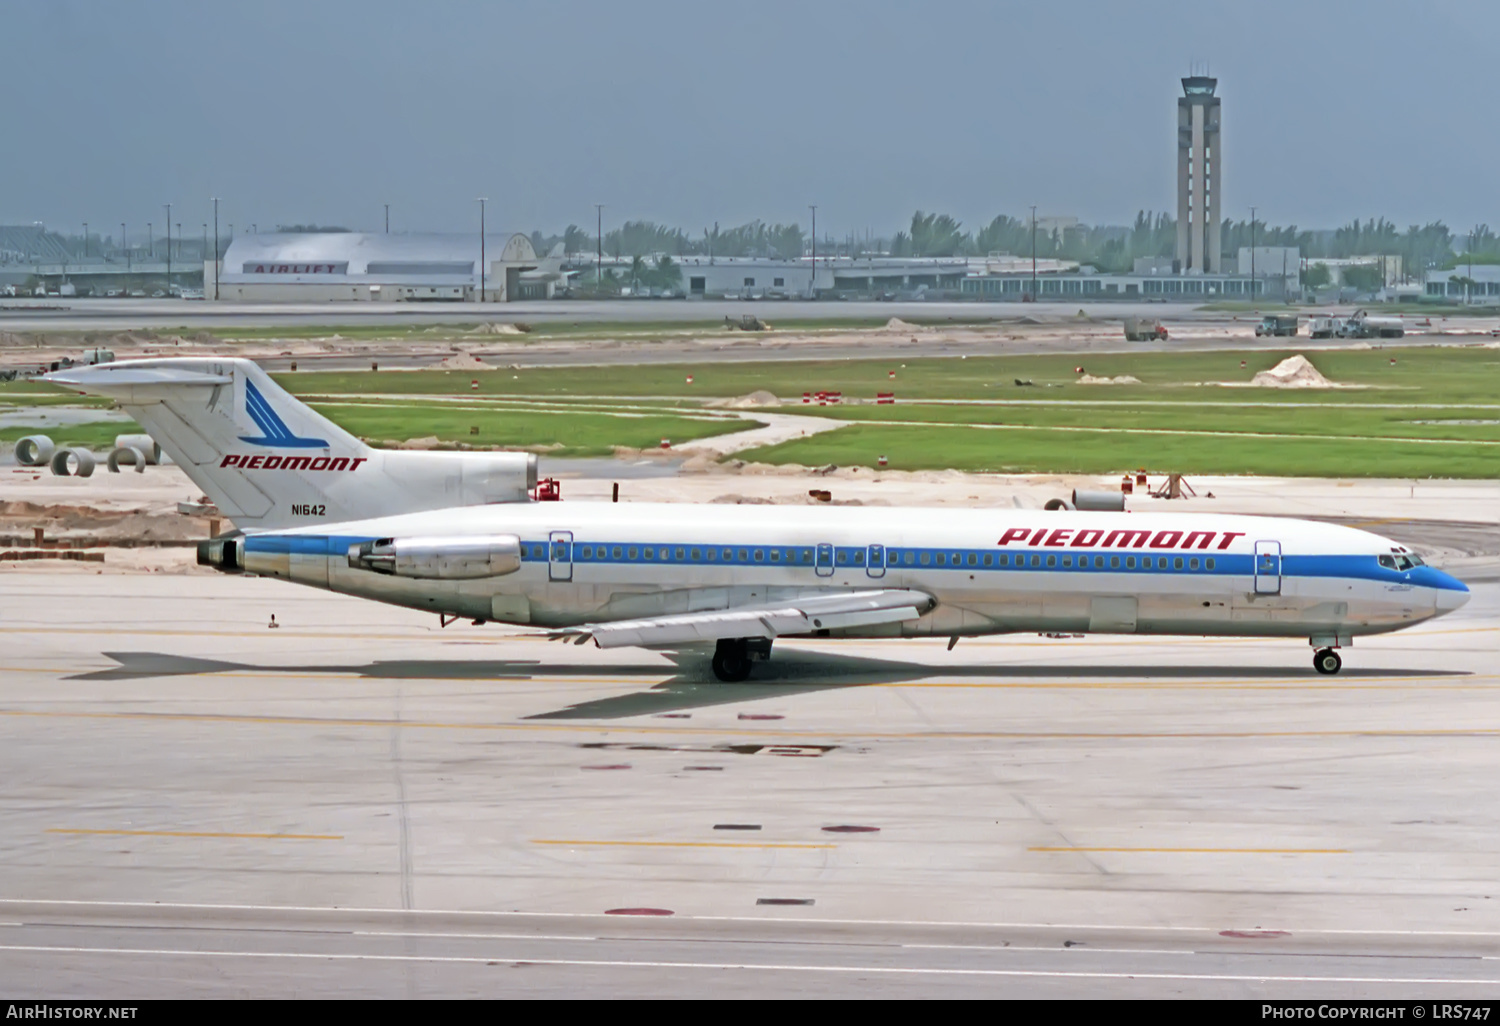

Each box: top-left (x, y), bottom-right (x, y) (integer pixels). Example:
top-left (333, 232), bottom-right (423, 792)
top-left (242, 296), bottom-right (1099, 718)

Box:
top-left (241, 534), bottom-right (1468, 592)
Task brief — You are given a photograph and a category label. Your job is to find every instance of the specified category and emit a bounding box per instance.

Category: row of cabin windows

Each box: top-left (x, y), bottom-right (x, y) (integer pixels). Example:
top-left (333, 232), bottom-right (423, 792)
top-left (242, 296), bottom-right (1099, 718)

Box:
top-left (526, 542), bottom-right (1216, 573)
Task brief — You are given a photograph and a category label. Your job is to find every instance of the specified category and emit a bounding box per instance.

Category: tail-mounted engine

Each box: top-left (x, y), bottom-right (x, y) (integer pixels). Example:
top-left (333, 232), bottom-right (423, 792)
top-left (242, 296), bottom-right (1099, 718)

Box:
top-left (347, 535), bottom-right (523, 580)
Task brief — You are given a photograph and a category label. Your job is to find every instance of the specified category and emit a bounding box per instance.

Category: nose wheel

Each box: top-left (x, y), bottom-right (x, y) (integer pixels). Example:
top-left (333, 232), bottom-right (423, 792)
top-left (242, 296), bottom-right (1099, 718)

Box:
top-left (1313, 648), bottom-right (1342, 675)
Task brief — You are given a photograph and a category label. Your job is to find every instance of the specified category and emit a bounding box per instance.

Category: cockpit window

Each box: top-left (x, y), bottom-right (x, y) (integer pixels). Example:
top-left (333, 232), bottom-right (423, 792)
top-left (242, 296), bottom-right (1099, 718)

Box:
top-left (1379, 554), bottom-right (1424, 571)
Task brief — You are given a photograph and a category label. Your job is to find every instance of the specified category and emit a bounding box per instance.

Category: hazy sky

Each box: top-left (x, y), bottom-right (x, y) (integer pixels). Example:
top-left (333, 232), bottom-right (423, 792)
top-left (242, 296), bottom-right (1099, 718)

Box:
top-left (7, 1), bottom-right (1498, 240)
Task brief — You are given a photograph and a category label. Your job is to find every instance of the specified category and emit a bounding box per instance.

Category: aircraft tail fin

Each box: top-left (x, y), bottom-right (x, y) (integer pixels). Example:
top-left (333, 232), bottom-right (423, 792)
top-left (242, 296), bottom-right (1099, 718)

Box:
top-left (46, 357), bottom-right (536, 530)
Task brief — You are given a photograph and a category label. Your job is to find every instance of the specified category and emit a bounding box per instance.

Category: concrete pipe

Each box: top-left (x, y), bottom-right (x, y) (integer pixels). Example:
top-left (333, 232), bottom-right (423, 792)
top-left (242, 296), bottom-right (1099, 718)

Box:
top-left (1072, 489), bottom-right (1126, 512)
top-left (15, 435), bottom-right (55, 467)
top-left (113, 434), bottom-right (162, 465)
top-left (1043, 497), bottom-right (1075, 511)
top-left (106, 446), bottom-right (148, 474)
top-left (49, 447), bottom-right (96, 478)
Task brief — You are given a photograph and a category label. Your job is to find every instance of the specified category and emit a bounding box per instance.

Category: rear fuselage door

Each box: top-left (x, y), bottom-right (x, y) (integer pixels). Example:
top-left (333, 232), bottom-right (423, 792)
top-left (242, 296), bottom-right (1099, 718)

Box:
top-left (1254, 540), bottom-right (1282, 595)
top-left (549, 530), bottom-right (573, 582)
top-left (866, 544), bottom-right (886, 579)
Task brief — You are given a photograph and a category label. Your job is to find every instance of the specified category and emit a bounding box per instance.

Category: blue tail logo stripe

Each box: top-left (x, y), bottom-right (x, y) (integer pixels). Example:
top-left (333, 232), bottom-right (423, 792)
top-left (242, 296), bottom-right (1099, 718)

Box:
top-left (239, 379), bottom-right (329, 448)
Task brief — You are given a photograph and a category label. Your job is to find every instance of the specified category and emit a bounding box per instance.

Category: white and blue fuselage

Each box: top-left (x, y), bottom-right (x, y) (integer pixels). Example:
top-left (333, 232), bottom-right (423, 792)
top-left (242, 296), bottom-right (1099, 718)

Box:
top-left (237, 502), bottom-right (1468, 645)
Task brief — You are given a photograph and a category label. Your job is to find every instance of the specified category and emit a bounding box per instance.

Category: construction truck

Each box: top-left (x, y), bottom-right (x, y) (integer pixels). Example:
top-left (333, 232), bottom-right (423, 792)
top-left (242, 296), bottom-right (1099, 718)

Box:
top-left (1309, 316), bottom-right (1344, 339)
top-left (1338, 309), bottom-right (1404, 339)
top-left (1254, 314), bottom-right (1299, 337)
top-left (1123, 317), bottom-right (1167, 341)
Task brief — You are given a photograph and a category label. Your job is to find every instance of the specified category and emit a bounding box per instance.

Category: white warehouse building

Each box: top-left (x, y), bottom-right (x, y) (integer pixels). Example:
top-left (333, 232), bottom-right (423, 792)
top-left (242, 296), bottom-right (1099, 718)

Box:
top-left (207, 232), bottom-right (546, 302)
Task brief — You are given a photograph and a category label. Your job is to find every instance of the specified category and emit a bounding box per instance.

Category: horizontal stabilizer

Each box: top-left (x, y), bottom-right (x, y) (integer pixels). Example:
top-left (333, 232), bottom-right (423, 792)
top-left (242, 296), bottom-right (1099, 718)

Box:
top-left (45, 363), bottom-right (232, 394)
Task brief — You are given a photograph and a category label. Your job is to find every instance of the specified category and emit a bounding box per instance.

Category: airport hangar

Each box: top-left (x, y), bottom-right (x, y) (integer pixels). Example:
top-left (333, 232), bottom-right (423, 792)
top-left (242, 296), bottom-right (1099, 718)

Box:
top-left (206, 231), bottom-right (546, 302)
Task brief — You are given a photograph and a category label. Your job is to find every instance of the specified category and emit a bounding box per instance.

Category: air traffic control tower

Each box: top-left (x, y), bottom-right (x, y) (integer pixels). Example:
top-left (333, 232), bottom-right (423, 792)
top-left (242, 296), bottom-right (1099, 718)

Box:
top-left (1175, 76), bottom-right (1221, 273)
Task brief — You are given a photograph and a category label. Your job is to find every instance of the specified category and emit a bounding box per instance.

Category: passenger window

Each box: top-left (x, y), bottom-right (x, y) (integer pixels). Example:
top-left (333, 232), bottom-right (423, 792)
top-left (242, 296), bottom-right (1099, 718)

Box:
top-left (920, 552), bottom-right (931, 566)
top-left (628, 547), bottom-right (638, 559)
top-left (1062, 555), bottom-right (1072, 568)
top-left (675, 548), bottom-right (685, 560)
top-left (936, 553), bottom-right (946, 566)
top-left (771, 549), bottom-right (781, 562)
top-left (904, 552), bottom-right (915, 565)
top-left (553, 543), bottom-right (567, 559)
top-left (1046, 555), bottom-right (1056, 568)
top-left (1095, 556), bottom-right (1105, 569)
top-left (1174, 557), bottom-right (1183, 570)
top-left (952, 552), bottom-right (961, 565)
top-left (1206, 558), bottom-right (1215, 571)
top-left (642, 548), bottom-right (654, 561)
top-left (998, 554), bottom-right (1009, 567)
top-left (724, 548), bottom-right (734, 561)
top-left (1126, 556), bottom-right (1136, 569)
top-left (611, 546), bottom-right (622, 559)
top-left (691, 548), bottom-right (701, 560)
top-left (853, 551), bottom-right (864, 564)
top-left (737, 549), bottom-right (748, 562)
top-left (1030, 554), bottom-right (1041, 567)
top-left (1189, 557), bottom-right (1199, 570)
top-left (706, 549), bottom-right (717, 561)
top-left (1110, 556), bottom-right (1120, 569)
top-left (983, 553), bottom-right (993, 567)
top-left (836, 551), bottom-right (847, 564)
top-left (967, 553), bottom-right (977, 566)
top-left (754, 549), bottom-right (764, 562)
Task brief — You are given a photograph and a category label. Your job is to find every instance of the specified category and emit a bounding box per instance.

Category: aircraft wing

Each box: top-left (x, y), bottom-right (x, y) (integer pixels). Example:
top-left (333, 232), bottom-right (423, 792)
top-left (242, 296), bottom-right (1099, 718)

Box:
top-left (554, 588), bottom-right (935, 648)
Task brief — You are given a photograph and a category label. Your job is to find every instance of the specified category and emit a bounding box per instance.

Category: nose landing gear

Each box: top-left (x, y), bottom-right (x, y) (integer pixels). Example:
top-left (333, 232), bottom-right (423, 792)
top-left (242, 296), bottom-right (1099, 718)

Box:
top-left (1313, 648), bottom-right (1342, 675)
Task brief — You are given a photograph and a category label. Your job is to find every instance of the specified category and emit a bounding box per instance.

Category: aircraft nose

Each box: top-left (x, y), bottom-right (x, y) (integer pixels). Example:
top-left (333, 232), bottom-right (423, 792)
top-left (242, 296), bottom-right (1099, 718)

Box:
top-left (1423, 568), bottom-right (1470, 614)
top-left (1436, 584), bottom-right (1471, 613)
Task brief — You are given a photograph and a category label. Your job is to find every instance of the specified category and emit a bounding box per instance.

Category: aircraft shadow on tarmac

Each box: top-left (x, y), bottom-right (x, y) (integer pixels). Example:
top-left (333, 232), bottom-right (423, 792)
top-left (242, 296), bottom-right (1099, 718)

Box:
top-left (73, 649), bottom-right (1470, 722)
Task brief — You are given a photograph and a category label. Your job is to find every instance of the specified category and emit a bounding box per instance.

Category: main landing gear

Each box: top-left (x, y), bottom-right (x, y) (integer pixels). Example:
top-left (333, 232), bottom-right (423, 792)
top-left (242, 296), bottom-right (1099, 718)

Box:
top-left (1313, 648), bottom-right (1343, 675)
top-left (711, 637), bottom-right (772, 683)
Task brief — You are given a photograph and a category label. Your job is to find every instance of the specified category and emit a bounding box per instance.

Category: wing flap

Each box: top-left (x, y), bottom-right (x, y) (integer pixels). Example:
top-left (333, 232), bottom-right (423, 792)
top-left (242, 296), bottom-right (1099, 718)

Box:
top-left (568, 588), bottom-right (934, 649)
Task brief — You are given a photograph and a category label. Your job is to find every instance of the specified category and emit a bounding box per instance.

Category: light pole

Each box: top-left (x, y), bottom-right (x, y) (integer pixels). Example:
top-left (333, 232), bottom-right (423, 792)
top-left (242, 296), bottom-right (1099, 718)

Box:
top-left (212, 198), bottom-right (220, 301)
top-left (201, 224), bottom-right (208, 277)
top-left (595, 203), bottom-right (603, 289)
top-left (82, 222), bottom-right (88, 258)
top-left (384, 204), bottom-right (389, 234)
top-left (147, 223), bottom-right (152, 261)
top-left (477, 197), bottom-right (487, 302)
top-left (809, 205), bottom-right (817, 298)
top-left (121, 223), bottom-right (129, 289)
top-left (1029, 205), bottom-right (1038, 301)
top-left (164, 204), bottom-right (172, 294)
top-left (1249, 206), bottom-right (1257, 303)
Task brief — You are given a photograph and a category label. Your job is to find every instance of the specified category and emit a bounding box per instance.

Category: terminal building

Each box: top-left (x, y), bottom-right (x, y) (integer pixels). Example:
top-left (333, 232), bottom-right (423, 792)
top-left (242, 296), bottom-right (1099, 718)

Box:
top-left (208, 231), bottom-right (545, 302)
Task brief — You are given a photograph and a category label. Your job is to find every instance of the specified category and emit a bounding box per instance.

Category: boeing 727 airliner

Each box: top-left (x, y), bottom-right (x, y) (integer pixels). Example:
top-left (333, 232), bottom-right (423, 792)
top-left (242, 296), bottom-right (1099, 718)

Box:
top-left (47, 358), bottom-right (1469, 681)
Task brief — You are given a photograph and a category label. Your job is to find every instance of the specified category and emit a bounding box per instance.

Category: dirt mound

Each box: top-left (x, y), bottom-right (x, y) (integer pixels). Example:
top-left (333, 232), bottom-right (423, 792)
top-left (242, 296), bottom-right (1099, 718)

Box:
top-left (431, 352), bottom-right (489, 370)
top-left (884, 318), bottom-right (917, 332)
top-left (1251, 354), bottom-right (1334, 388)
top-left (1077, 374), bottom-right (1141, 385)
top-left (711, 390), bottom-right (779, 408)
top-left (396, 436), bottom-right (442, 450)
top-left (470, 322), bottom-right (526, 335)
